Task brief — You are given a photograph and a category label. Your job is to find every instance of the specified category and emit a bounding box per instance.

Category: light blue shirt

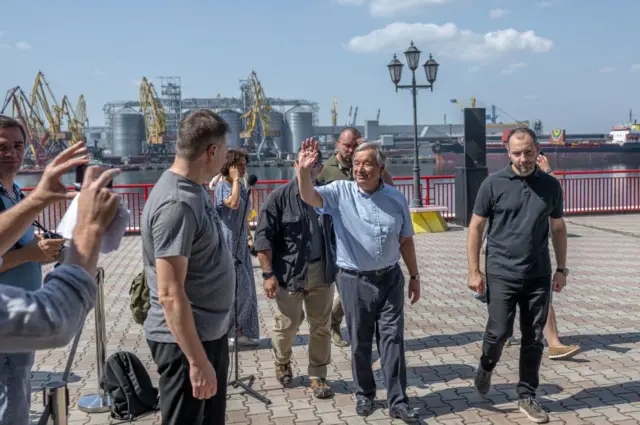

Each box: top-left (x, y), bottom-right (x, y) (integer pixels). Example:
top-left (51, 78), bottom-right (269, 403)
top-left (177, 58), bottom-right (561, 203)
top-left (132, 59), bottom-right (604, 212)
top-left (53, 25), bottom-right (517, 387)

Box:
top-left (315, 180), bottom-right (414, 271)
top-left (0, 183), bottom-right (43, 292)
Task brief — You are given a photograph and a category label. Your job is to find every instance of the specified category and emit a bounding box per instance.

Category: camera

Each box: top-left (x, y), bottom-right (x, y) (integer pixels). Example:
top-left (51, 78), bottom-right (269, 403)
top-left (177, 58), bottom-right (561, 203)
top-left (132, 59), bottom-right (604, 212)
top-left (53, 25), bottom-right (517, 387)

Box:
top-left (75, 164), bottom-right (114, 189)
top-left (42, 231), bottom-right (64, 240)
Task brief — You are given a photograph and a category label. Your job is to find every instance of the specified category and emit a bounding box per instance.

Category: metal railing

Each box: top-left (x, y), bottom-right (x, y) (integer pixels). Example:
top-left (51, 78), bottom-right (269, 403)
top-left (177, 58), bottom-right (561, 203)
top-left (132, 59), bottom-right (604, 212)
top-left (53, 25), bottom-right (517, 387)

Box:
top-left (20, 170), bottom-right (640, 233)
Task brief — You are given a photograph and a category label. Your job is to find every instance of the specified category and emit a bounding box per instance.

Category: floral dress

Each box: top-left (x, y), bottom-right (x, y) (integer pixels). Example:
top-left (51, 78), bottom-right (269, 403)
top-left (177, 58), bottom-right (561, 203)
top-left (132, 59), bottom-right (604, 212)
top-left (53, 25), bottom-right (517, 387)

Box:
top-left (214, 180), bottom-right (260, 340)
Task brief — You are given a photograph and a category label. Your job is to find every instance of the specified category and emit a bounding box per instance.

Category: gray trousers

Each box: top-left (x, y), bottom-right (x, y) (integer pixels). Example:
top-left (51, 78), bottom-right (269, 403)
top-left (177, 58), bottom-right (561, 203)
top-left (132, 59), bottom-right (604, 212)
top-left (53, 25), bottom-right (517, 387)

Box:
top-left (336, 264), bottom-right (408, 407)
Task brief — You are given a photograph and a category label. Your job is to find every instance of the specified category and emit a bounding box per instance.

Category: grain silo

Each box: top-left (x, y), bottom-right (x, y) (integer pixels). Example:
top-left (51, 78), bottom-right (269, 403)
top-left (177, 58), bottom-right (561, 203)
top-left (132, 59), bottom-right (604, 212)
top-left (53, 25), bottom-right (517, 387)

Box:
top-left (219, 110), bottom-right (243, 148)
top-left (285, 110), bottom-right (314, 153)
top-left (269, 110), bottom-right (286, 152)
top-left (111, 107), bottom-right (144, 157)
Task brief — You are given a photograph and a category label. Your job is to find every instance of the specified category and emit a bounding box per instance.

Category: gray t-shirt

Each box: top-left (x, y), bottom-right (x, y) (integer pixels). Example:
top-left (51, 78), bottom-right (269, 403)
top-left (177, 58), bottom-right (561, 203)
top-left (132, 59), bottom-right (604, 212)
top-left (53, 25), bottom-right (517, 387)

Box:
top-left (141, 170), bottom-right (235, 343)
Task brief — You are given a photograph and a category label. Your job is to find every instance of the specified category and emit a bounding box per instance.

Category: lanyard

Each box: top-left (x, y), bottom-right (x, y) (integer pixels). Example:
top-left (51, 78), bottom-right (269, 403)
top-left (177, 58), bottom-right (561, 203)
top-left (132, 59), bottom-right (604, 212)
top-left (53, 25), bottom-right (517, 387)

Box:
top-left (0, 182), bottom-right (51, 234)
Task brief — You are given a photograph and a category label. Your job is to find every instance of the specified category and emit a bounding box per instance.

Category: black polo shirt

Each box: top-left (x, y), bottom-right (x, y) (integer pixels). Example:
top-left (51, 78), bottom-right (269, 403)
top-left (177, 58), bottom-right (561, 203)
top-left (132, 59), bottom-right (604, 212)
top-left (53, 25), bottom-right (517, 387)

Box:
top-left (473, 165), bottom-right (564, 279)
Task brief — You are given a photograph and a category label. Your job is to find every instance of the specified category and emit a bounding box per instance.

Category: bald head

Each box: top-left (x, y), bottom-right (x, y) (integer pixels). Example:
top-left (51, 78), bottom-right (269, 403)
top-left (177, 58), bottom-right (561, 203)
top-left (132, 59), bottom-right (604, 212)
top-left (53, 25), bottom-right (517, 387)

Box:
top-left (336, 127), bottom-right (360, 164)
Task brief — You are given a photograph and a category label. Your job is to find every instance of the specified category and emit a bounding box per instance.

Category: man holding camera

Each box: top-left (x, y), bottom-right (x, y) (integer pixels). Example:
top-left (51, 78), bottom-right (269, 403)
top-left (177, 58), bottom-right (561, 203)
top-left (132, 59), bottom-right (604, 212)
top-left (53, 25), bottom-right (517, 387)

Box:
top-left (0, 116), bottom-right (66, 425)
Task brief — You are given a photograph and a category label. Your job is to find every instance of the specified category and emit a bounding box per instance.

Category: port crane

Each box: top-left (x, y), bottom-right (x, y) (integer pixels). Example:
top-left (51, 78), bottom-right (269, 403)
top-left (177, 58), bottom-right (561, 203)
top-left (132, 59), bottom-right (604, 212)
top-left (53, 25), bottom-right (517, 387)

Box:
top-left (330, 96), bottom-right (338, 142)
top-left (29, 71), bottom-right (88, 156)
top-left (1, 86), bottom-right (50, 166)
top-left (139, 77), bottom-right (168, 152)
top-left (449, 97), bottom-right (530, 127)
top-left (242, 71), bottom-right (281, 160)
top-left (345, 106), bottom-right (358, 126)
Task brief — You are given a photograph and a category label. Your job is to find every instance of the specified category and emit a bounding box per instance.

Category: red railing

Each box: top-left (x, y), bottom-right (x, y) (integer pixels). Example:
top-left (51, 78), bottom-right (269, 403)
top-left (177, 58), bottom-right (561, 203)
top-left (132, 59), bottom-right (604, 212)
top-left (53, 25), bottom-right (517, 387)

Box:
top-left (20, 170), bottom-right (640, 233)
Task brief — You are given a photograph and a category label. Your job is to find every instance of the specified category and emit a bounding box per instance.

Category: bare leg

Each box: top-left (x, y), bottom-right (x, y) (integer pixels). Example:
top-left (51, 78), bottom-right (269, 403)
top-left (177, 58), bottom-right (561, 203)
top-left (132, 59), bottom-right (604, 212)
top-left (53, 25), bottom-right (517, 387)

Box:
top-left (544, 303), bottom-right (580, 359)
top-left (543, 304), bottom-right (563, 347)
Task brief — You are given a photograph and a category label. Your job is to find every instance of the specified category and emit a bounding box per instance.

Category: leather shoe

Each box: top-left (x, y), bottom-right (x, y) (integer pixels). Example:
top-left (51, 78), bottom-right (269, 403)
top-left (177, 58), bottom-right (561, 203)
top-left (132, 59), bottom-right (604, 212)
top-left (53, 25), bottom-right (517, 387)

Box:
top-left (389, 404), bottom-right (419, 422)
top-left (356, 398), bottom-right (374, 416)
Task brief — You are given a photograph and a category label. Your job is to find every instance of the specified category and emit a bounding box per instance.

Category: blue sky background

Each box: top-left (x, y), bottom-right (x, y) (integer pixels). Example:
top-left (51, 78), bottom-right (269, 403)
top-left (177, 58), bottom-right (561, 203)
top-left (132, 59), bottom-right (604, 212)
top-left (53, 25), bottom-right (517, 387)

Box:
top-left (1, 0), bottom-right (637, 133)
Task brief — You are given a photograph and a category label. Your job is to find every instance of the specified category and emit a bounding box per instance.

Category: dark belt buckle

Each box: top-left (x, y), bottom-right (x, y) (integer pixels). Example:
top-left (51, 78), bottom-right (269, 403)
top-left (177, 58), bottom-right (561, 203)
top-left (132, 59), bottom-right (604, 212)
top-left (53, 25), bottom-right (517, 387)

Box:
top-left (375, 267), bottom-right (387, 276)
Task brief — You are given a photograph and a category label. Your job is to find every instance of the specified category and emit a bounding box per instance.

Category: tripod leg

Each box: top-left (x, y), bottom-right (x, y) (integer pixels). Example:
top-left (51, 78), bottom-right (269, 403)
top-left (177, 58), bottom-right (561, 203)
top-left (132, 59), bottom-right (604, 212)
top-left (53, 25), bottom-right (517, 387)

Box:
top-left (231, 378), bottom-right (272, 405)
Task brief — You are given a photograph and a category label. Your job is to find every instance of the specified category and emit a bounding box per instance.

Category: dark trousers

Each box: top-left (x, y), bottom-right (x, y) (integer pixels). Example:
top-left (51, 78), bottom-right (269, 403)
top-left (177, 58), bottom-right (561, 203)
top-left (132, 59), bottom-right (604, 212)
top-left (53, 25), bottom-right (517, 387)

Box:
top-left (481, 273), bottom-right (551, 399)
top-left (337, 264), bottom-right (408, 407)
top-left (148, 336), bottom-right (229, 425)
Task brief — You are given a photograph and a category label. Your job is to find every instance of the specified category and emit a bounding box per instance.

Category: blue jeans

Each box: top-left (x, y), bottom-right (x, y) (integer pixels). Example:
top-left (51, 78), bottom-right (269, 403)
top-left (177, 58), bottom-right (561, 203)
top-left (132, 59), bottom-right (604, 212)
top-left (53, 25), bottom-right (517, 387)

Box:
top-left (0, 352), bottom-right (35, 425)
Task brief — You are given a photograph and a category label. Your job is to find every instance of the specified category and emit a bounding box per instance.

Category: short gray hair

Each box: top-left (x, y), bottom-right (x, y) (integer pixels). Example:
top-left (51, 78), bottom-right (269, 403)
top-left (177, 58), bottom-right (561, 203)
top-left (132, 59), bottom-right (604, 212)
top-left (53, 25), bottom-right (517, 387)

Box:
top-left (354, 141), bottom-right (386, 166)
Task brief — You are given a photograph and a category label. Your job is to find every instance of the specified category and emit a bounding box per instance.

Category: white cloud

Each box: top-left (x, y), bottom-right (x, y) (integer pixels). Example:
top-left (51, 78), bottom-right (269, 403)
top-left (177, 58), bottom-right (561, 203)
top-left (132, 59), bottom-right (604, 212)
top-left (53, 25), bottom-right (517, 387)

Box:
top-left (501, 62), bottom-right (528, 75)
top-left (537, 0), bottom-right (558, 7)
top-left (345, 23), bottom-right (554, 62)
top-left (369, 0), bottom-right (454, 17)
top-left (15, 42), bottom-right (31, 50)
top-left (335, 0), bottom-right (365, 5)
top-left (599, 67), bottom-right (615, 73)
top-left (523, 94), bottom-right (539, 100)
top-left (489, 8), bottom-right (508, 19)
top-left (631, 64), bottom-right (640, 72)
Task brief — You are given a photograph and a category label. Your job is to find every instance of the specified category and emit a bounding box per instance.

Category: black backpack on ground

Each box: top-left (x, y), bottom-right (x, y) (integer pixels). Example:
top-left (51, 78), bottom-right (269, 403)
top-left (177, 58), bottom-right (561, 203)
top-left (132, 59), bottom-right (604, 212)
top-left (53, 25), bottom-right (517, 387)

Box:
top-left (103, 351), bottom-right (160, 421)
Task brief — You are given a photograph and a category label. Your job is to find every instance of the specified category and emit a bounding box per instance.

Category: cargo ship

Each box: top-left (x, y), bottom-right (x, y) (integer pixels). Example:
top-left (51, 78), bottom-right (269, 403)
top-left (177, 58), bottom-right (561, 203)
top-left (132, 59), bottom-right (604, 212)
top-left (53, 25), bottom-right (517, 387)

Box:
top-left (432, 124), bottom-right (640, 159)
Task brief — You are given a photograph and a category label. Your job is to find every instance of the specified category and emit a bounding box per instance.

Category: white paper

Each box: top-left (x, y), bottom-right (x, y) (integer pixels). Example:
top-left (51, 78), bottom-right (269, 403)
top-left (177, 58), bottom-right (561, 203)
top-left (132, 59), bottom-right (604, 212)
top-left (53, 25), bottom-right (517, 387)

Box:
top-left (56, 194), bottom-right (130, 254)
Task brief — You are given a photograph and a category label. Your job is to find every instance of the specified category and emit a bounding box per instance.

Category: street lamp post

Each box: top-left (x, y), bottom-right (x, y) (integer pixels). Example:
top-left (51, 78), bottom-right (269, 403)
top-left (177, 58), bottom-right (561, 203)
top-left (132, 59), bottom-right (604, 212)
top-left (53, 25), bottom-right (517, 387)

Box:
top-left (387, 41), bottom-right (439, 208)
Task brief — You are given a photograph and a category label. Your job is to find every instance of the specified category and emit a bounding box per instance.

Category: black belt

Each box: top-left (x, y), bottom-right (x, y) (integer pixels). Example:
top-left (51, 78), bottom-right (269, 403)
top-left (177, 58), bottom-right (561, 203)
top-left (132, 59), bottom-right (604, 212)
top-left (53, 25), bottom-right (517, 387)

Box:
top-left (339, 263), bottom-right (398, 277)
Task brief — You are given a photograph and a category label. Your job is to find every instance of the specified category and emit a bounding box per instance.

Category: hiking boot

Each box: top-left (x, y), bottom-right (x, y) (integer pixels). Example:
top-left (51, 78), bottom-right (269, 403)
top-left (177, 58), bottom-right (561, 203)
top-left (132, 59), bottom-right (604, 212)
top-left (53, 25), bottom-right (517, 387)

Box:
top-left (548, 345), bottom-right (580, 360)
top-left (474, 364), bottom-right (492, 396)
top-left (518, 397), bottom-right (549, 423)
top-left (310, 377), bottom-right (334, 399)
top-left (331, 326), bottom-right (349, 347)
top-left (275, 363), bottom-right (293, 387)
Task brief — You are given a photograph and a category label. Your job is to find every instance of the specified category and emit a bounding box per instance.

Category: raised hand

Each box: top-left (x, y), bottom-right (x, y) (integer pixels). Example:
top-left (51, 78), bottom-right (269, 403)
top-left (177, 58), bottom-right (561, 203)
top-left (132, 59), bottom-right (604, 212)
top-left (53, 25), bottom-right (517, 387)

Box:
top-left (30, 142), bottom-right (89, 205)
top-left (76, 166), bottom-right (122, 233)
top-left (297, 138), bottom-right (319, 169)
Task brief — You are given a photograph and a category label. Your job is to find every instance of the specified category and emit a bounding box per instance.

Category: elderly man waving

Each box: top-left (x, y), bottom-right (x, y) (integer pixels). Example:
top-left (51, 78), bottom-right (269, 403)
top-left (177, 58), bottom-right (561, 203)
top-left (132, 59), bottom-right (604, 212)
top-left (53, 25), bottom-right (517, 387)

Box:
top-left (296, 138), bottom-right (420, 422)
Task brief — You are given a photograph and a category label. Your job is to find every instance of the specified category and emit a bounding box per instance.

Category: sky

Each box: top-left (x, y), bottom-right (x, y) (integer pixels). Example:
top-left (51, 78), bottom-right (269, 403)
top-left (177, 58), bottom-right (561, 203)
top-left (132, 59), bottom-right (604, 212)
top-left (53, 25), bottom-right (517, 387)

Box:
top-left (1, 0), bottom-right (638, 133)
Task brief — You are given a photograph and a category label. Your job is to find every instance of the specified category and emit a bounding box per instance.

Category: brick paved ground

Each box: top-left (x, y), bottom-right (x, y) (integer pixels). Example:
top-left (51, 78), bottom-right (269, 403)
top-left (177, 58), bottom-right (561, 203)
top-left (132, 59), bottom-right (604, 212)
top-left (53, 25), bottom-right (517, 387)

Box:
top-left (28, 214), bottom-right (640, 424)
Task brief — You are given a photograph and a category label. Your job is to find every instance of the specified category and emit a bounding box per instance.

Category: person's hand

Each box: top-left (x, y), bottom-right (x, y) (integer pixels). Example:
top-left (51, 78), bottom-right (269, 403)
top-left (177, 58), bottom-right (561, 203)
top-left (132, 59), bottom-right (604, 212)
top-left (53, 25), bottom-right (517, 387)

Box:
top-left (356, 137), bottom-right (367, 146)
top-left (297, 138), bottom-right (319, 169)
top-left (536, 154), bottom-right (551, 172)
top-left (552, 272), bottom-right (566, 293)
top-left (263, 275), bottom-right (278, 299)
top-left (229, 165), bottom-right (241, 181)
top-left (23, 238), bottom-right (66, 263)
top-left (468, 271), bottom-right (486, 294)
top-left (189, 361), bottom-right (217, 400)
top-left (29, 142), bottom-right (89, 206)
top-left (408, 277), bottom-right (420, 304)
top-left (76, 166), bottom-right (122, 234)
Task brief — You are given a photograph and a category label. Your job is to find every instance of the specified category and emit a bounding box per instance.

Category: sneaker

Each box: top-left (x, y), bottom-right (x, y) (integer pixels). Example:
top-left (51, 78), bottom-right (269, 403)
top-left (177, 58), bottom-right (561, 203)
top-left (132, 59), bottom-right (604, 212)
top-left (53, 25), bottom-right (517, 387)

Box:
top-left (310, 377), bottom-right (334, 399)
top-left (518, 397), bottom-right (549, 423)
top-left (237, 335), bottom-right (259, 347)
top-left (275, 363), bottom-right (293, 387)
top-left (331, 327), bottom-right (349, 347)
top-left (474, 364), bottom-right (492, 396)
top-left (548, 345), bottom-right (580, 360)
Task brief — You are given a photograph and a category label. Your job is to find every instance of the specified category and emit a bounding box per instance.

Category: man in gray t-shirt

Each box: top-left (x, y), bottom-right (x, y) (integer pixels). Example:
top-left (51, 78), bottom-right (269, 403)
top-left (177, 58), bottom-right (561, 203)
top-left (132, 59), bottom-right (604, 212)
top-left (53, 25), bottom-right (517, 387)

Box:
top-left (142, 170), bottom-right (234, 343)
top-left (141, 110), bottom-right (233, 425)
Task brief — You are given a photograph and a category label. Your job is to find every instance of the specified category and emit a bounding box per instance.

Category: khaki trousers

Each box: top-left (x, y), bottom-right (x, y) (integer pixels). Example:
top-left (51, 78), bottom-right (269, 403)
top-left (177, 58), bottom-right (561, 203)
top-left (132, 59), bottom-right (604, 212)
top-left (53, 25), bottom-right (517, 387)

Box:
top-left (271, 260), bottom-right (334, 378)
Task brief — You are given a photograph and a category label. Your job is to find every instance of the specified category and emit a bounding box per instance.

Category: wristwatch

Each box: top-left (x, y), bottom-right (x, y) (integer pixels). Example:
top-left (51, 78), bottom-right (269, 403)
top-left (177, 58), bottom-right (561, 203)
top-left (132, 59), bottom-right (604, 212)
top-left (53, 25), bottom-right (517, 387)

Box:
top-left (556, 268), bottom-right (569, 276)
top-left (262, 271), bottom-right (274, 279)
top-left (545, 168), bottom-right (553, 174)
top-left (410, 273), bottom-right (420, 281)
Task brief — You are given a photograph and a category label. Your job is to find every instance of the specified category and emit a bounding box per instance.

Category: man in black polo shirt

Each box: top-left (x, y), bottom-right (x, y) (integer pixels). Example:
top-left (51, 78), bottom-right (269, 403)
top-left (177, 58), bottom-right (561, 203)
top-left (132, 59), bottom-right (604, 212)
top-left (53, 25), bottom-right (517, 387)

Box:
top-left (467, 128), bottom-right (568, 424)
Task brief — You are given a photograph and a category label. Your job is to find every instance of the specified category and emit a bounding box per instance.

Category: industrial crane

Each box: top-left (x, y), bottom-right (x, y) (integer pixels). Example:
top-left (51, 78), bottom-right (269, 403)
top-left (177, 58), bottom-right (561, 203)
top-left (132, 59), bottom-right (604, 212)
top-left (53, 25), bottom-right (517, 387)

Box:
top-left (1, 86), bottom-right (49, 165)
top-left (139, 77), bottom-right (168, 150)
top-left (30, 71), bottom-right (78, 154)
top-left (54, 95), bottom-right (87, 145)
top-left (449, 97), bottom-right (528, 127)
top-left (331, 96), bottom-right (338, 142)
top-left (241, 71), bottom-right (280, 159)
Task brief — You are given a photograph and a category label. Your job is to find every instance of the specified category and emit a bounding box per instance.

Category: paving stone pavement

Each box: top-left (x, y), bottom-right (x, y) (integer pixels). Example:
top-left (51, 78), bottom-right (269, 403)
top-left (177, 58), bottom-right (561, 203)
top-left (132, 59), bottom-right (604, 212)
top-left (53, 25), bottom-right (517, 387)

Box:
top-left (27, 214), bottom-right (640, 424)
